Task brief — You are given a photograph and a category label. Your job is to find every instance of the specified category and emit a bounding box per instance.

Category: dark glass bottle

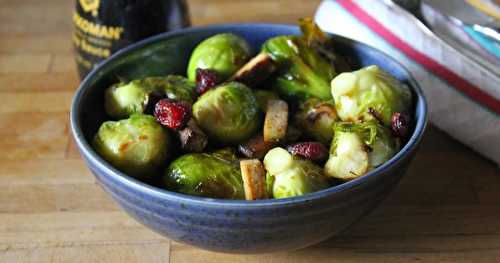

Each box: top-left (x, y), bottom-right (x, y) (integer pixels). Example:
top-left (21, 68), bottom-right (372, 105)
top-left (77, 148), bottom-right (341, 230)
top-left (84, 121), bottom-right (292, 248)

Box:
top-left (73, 0), bottom-right (190, 80)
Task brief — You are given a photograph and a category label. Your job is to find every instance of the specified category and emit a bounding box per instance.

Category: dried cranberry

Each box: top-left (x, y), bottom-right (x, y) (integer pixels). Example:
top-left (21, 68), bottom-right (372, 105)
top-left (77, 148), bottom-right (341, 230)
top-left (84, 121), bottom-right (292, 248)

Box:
top-left (391, 112), bottom-right (410, 139)
top-left (196, 68), bottom-right (219, 95)
top-left (286, 142), bottom-right (328, 162)
top-left (154, 99), bottom-right (192, 130)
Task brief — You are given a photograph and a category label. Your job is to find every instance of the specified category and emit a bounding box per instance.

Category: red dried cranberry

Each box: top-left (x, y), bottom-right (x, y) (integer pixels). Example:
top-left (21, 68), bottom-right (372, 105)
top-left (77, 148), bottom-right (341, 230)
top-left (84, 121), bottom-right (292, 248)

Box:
top-left (196, 68), bottom-right (219, 95)
top-left (391, 112), bottom-right (410, 139)
top-left (154, 99), bottom-right (192, 130)
top-left (286, 142), bottom-right (328, 162)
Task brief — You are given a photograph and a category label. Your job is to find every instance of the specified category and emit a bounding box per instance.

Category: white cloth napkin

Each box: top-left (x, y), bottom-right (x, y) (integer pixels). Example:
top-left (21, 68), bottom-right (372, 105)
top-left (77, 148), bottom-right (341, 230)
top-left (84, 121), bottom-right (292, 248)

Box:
top-left (315, 0), bottom-right (500, 165)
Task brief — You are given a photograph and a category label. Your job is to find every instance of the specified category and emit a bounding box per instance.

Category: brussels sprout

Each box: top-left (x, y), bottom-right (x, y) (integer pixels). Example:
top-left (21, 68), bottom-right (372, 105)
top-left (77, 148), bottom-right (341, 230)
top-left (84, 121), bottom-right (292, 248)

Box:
top-left (164, 150), bottom-right (245, 199)
top-left (331, 65), bottom-right (412, 126)
top-left (253, 89), bottom-right (280, 112)
top-left (104, 76), bottom-right (196, 119)
top-left (187, 33), bottom-right (251, 81)
top-left (93, 114), bottom-right (170, 179)
top-left (192, 82), bottom-right (261, 144)
top-left (211, 147), bottom-right (239, 162)
top-left (105, 81), bottom-right (154, 119)
top-left (294, 98), bottom-right (338, 143)
top-left (324, 121), bottom-right (398, 181)
top-left (262, 35), bottom-right (336, 101)
top-left (263, 147), bottom-right (330, 199)
top-left (150, 75), bottom-right (197, 103)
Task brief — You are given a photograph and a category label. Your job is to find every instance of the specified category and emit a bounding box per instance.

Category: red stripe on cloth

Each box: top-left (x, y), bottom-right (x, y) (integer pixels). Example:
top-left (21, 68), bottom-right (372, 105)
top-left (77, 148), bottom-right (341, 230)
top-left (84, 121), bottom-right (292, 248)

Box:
top-left (337, 0), bottom-right (500, 114)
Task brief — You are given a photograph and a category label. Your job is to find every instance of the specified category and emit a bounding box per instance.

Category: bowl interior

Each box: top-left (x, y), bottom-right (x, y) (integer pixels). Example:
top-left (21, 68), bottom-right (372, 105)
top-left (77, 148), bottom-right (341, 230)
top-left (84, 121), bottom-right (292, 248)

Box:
top-left (72, 24), bottom-right (427, 204)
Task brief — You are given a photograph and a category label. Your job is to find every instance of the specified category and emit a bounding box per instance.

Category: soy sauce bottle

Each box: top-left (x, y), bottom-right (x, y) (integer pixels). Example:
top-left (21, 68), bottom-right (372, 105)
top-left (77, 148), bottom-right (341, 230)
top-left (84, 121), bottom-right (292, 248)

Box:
top-left (73, 0), bottom-right (190, 79)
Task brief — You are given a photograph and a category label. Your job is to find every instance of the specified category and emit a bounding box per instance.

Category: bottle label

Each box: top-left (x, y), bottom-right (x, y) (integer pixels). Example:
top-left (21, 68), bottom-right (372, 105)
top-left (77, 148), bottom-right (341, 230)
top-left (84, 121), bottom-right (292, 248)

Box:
top-left (72, 0), bottom-right (125, 76)
top-left (72, 0), bottom-right (190, 79)
top-left (79, 0), bottom-right (100, 16)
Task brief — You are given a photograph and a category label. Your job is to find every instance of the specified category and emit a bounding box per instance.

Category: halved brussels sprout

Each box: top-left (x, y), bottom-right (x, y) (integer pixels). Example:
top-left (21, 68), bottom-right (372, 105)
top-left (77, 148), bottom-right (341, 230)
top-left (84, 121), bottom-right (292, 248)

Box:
top-left (93, 114), bottom-right (170, 179)
top-left (263, 147), bottom-right (330, 199)
top-left (262, 35), bottom-right (336, 101)
top-left (104, 75), bottom-right (196, 119)
top-left (294, 98), bottom-right (338, 143)
top-left (187, 33), bottom-right (252, 81)
top-left (324, 121), bottom-right (398, 181)
top-left (164, 149), bottom-right (244, 199)
top-left (192, 82), bottom-right (261, 144)
top-left (331, 65), bottom-right (412, 126)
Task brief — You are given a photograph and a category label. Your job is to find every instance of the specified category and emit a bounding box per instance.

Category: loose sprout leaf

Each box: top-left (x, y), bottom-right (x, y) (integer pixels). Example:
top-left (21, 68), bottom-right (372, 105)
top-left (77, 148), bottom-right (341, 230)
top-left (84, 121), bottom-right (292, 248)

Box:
top-left (299, 17), bottom-right (328, 46)
top-left (333, 122), bottom-right (379, 147)
top-left (261, 35), bottom-right (336, 101)
top-left (299, 17), bottom-right (354, 73)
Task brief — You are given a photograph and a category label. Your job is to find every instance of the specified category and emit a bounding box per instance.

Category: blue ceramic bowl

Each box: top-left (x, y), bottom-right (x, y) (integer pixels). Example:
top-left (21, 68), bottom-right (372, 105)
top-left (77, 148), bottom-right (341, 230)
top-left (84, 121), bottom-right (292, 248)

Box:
top-left (71, 24), bottom-right (427, 254)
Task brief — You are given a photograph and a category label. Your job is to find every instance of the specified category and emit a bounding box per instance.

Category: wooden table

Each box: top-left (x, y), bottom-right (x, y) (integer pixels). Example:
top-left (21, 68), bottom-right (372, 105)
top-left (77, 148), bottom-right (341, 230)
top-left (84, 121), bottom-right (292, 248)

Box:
top-left (1, 0), bottom-right (499, 262)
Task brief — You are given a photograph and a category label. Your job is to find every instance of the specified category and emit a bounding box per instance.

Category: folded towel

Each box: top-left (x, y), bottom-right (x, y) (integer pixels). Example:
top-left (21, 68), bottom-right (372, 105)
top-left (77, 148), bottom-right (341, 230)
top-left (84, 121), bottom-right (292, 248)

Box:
top-left (315, 0), bottom-right (500, 165)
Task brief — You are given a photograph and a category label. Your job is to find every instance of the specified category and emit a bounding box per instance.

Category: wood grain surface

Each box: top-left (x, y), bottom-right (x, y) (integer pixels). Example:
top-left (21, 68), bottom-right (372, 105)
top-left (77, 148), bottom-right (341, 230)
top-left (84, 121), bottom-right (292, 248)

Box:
top-left (0, 0), bottom-right (499, 262)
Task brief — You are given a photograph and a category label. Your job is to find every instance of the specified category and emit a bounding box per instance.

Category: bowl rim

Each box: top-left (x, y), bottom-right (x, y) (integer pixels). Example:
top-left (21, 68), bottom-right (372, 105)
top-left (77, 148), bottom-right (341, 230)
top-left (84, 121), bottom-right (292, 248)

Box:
top-left (71, 23), bottom-right (428, 208)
